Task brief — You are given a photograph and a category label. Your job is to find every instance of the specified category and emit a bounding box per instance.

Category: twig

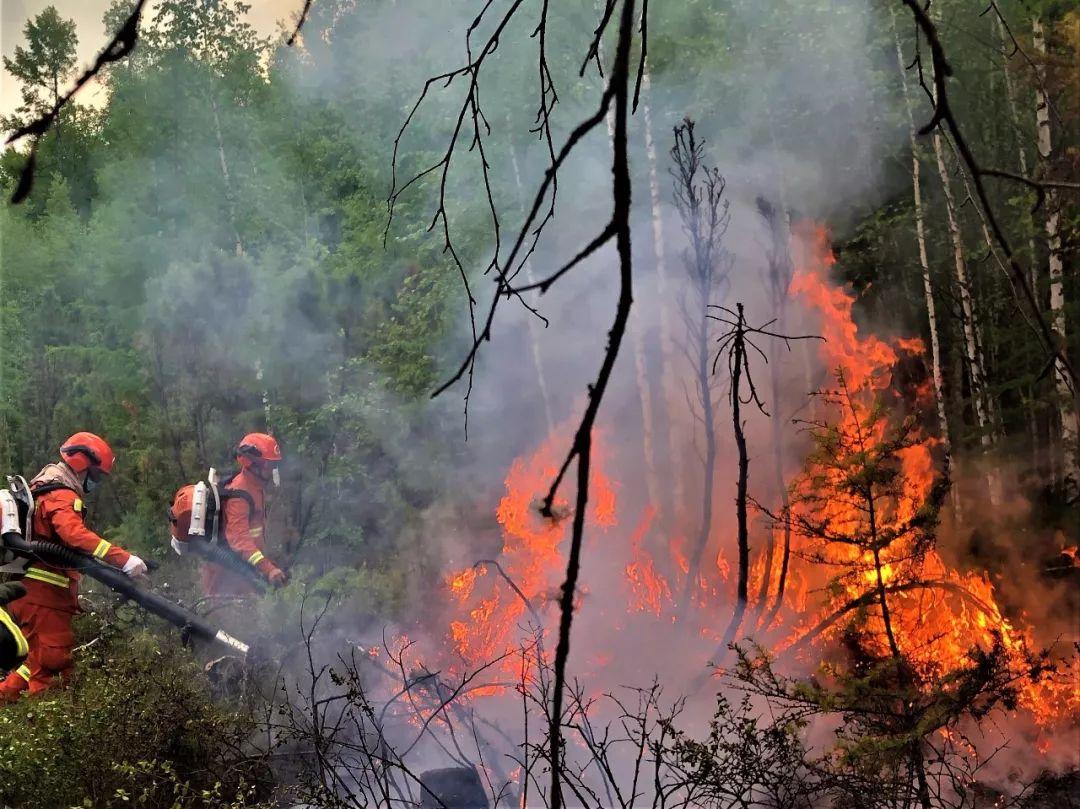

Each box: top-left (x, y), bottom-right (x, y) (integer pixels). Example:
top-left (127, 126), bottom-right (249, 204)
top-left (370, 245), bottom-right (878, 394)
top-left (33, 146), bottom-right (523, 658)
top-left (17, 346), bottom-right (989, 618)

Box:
top-left (287, 0), bottom-right (315, 46)
top-left (7, 0), bottom-right (149, 203)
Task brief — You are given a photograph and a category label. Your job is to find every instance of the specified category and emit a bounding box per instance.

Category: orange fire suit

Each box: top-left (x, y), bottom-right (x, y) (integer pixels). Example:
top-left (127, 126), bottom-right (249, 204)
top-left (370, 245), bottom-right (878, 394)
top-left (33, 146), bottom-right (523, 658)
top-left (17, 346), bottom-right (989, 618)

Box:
top-left (200, 468), bottom-right (282, 597)
top-left (0, 464), bottom-right (133, 701)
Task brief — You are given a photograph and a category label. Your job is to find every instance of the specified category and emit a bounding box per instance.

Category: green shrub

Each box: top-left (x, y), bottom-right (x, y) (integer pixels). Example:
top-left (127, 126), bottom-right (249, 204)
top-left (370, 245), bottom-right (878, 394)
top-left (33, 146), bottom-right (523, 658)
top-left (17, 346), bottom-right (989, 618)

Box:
top-left (0, 617), bottom-right (274, 809)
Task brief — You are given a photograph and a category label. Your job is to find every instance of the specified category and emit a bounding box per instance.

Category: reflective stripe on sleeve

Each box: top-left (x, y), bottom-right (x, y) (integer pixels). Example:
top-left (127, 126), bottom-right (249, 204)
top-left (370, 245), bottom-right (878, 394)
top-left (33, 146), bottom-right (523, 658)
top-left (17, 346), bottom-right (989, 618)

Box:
top-left (92, 538), bottom-right (112, 558)
top-left (0, 609), bottom-right (28, 659)
top-left (24, 567), bottom-right (70, 588)
top-left (248, 527), bottom-right (263, 536)
top-left (15, 664), bottom-right (30, 682)
top-left (247, 550), bottom-right (265, 566)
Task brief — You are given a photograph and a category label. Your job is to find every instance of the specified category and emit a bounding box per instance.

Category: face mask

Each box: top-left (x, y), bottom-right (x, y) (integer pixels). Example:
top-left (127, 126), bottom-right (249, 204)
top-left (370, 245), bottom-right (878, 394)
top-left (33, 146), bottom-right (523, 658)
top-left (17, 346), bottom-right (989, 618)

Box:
top-left (84, 475), bottom-right (99, 493)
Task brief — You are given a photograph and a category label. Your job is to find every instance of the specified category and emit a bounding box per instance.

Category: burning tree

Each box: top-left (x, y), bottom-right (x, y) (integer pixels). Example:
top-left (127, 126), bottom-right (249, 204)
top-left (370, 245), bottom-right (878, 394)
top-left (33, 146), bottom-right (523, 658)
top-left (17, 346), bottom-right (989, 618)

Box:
top-left (754, 197), bottom-right (797, 630)
top-left (783, 371), bottom-right (944, 664)
top-left (738, 370), bottom-right (1052, 809)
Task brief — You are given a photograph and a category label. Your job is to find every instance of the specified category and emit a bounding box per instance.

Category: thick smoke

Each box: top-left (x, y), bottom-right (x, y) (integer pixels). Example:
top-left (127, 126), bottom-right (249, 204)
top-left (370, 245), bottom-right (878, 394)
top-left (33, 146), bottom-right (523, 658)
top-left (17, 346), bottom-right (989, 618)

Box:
top-left (53, 0), bottom-right (1072, 798)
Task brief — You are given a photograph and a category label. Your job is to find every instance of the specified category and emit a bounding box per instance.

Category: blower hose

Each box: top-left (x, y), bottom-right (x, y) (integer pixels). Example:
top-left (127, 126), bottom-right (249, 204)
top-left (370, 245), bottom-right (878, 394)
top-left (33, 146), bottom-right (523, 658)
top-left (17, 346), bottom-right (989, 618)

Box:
top-left (185, 539), bottom-right (268, 592)
top-left (1, 532), bottom-right (249, 659)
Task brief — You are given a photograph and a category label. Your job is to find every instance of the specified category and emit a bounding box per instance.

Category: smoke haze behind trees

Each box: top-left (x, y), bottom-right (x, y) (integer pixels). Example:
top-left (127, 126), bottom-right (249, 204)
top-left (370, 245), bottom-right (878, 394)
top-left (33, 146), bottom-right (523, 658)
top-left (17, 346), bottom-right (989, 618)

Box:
top-left (1, 0), bottom-right (1076, 799)
top-left (0, 0), bottom-right (1029, 665)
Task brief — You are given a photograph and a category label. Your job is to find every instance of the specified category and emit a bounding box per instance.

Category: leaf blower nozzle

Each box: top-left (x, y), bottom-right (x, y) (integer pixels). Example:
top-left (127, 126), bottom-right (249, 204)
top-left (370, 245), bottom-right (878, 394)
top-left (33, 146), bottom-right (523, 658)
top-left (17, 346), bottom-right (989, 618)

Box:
top-left (0, 486), bottom-right (249, 660)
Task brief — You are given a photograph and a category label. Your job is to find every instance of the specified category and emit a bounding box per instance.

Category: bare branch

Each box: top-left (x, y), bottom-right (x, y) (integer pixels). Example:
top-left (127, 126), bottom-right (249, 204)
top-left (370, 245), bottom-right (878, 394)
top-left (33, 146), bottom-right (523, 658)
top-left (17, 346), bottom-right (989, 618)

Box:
top-left (7, 0), bottom-right (150, 203)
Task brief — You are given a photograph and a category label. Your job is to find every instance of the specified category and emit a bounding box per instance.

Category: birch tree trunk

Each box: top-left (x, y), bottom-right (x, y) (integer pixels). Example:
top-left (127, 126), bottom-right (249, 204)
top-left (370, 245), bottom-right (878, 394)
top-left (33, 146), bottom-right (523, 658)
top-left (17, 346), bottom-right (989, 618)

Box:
top-left (893, 23), bottom-right (954, 506)
top-left (209, 93), bottom-right (244, 256)
top-left (946, 143), bottom-right (1007, 440)
top-left (509, 135), bottom-right (556, 435)
top-left (922, 5), bottom-right (1000, 505)
top-left (596, 20), bottom-right (663, 515)
top-left (639, 67), bottom-right (685, 520)
top-left (932, 131), bottom-right (1001, 505)
top-left (1033, 16), bottom-right (1079, 491)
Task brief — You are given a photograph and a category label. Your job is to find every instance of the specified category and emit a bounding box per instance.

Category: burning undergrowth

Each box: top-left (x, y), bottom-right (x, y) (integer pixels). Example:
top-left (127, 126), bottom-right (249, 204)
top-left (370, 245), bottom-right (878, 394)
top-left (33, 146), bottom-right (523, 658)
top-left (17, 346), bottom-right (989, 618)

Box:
top-left (260, 221), bottom-right (1078, 809)
top-left (360, 222), bottom-right (1080, 775)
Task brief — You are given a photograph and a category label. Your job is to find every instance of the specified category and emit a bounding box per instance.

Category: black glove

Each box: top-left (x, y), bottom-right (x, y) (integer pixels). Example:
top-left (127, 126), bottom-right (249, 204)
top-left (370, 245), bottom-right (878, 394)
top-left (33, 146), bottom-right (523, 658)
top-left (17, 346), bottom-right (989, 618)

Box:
top-left (0, 582), bottom-right (26, 608)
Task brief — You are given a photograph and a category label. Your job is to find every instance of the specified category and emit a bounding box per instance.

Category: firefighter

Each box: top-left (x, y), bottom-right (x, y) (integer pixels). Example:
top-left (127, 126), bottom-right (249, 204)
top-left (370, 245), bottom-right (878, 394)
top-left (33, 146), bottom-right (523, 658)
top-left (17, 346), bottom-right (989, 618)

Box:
top-left (0, 432), bottom-right (148, 702)
top-left (200, 432), bottom-right (288, 597)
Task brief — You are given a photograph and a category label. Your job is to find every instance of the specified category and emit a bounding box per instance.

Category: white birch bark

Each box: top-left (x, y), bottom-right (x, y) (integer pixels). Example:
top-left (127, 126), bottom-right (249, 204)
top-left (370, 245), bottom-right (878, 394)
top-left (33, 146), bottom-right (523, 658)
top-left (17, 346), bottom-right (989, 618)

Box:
top-left (640, 67), bottom-right (685, 518)
top-left (893, 24), bottom-right (956, 511)
top-left (925, 4), bottom-right (1000, 504)
top-left (1033, 16), bottom-right (1079, 490)
top-left (508, 135), bottom-right (556, 435)
top-left (932, 133), bottom-right (1001, 505)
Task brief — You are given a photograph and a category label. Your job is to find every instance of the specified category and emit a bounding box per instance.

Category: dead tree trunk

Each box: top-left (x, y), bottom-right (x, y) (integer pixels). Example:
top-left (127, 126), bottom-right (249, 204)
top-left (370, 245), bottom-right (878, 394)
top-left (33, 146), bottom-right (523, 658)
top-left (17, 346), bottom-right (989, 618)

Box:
top-left (706, 304), bottom-right (818, 662)
top-left (668, 120), bottom-right (731, 614)
top-left (716, 305), bottom-right (751, 656)
top-left (543, 4), bottom-right (639, 805)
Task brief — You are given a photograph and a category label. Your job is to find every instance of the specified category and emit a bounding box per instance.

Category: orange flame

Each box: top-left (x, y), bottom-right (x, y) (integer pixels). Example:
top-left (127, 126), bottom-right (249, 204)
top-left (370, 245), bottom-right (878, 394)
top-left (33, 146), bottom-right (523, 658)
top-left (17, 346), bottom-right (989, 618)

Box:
top-left (434, 220), bottom-right (1076, 737)
top-left (625, 506), bottom-right (673, 617)
top-left (782, 222), bottom-right (1077, 728)
top-left (443, 430), bottom-right (618, 679)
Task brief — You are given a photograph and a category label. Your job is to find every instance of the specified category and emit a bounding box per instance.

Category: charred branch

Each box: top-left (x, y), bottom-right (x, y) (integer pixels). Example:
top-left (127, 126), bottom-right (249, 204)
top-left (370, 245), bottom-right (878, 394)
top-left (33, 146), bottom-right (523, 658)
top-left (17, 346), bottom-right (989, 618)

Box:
top-left (706, 304), bottom-right (821, 668)
top-left (286, 0), bottom-right (315, 46)
top-left (389, 1), bottom-right (647, 805)
top-left (6, 0), bottom-right (149, 203)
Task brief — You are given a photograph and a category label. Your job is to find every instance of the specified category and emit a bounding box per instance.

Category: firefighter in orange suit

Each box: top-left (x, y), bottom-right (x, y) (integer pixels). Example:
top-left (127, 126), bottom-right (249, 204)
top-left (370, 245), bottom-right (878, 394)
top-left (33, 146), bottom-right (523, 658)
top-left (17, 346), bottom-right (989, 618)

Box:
top-left (0, 433), bottom-right (148, 702)
top-left (200, 433), bottom-right (288, 597)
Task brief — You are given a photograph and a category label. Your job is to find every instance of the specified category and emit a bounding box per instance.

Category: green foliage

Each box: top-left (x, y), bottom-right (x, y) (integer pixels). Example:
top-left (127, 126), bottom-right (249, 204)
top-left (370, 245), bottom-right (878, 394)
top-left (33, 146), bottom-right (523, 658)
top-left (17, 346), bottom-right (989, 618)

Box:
top-left (0, 621), bottom-right (273, 808)
top-left (0, 0), bottom-right (468, 602)
top-left (250, 564), bottom-right (409, 643)
top-left (661, 694), bottom-right (819, 806)
top-left (2, 5), bottom-right (78, 122)
top-left (0, 0), bottom-right (1074, 803)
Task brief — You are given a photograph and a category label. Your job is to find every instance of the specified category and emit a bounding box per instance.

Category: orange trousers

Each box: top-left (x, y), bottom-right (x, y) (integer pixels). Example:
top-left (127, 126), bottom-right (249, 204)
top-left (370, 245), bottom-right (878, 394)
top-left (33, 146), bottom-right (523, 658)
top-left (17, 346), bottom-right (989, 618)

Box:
top-left (0, 578), bottom-right (77, 702)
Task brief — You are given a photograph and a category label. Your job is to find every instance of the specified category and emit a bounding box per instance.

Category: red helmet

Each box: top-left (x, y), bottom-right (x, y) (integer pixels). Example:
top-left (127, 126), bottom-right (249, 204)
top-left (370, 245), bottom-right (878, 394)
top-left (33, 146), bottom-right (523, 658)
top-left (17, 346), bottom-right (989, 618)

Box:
top-left (236, 432), bottom-right (282, 469)
top-left (60, 432), bottom-right (115, 475)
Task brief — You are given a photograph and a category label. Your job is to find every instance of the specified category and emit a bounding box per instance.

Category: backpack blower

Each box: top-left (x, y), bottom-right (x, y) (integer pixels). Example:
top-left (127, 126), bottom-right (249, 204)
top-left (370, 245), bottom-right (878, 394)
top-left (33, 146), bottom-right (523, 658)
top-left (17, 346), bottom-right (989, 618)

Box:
top-left (167, 468), bottom-right (268, 593)
top-left (0, 477), bottom-right (250, 661)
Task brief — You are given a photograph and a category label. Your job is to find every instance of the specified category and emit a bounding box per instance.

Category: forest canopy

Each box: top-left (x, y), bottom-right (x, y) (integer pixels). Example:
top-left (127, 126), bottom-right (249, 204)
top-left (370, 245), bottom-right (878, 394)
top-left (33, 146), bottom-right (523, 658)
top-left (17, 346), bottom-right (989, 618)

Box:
top-left (0, 0), bottom-right (1076, 806)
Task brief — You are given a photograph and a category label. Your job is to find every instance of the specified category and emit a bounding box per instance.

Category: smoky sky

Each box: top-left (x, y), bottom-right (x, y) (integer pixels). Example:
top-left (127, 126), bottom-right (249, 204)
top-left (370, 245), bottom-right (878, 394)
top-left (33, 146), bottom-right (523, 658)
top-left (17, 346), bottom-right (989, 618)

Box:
top-left (0, 0), bottom-right (300, 116)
